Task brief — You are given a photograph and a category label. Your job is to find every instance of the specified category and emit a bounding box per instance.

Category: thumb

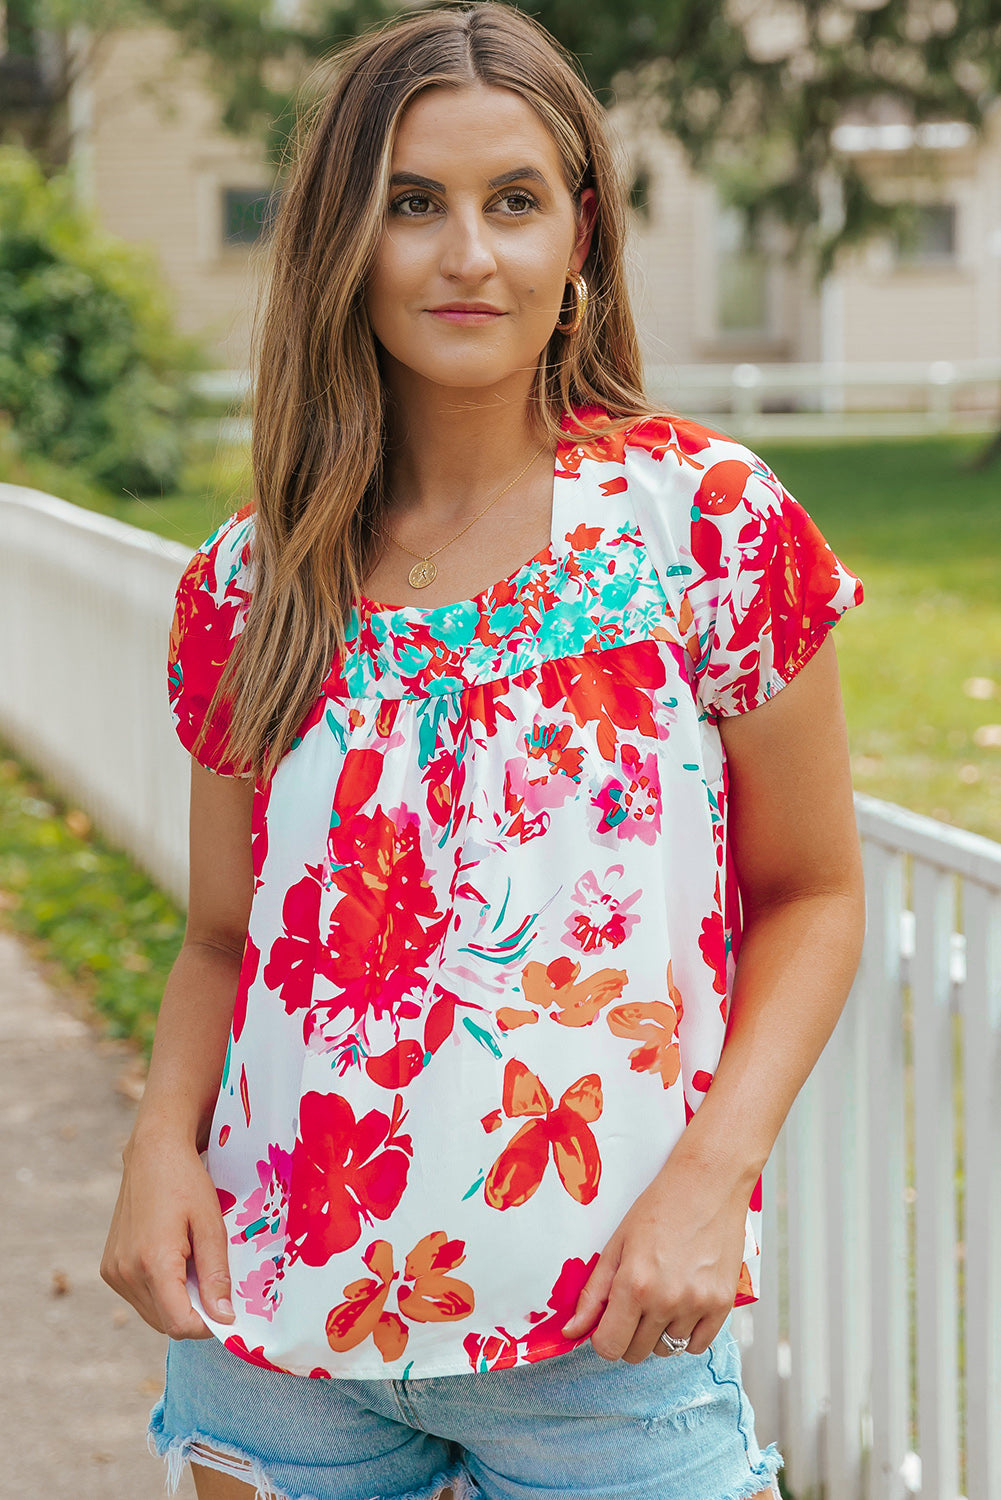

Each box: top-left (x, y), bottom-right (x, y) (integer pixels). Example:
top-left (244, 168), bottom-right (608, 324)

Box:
top-left (562, 1258), bottom-right (615, 1335)
top-left (191, 1204), bottom-right (236, 1323)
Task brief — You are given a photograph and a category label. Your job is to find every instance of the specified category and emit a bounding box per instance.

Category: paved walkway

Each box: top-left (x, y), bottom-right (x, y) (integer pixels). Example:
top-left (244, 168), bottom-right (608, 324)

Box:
top-left (2, 928), bottom-right (194, 1498)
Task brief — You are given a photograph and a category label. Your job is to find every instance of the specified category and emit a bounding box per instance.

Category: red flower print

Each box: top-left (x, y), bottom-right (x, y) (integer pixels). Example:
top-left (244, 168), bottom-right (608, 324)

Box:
top-left (692, 460), bottom-right (753, 517)
top-left (325, 784), bottom-right (449, 1026)
top-left (626, 415), bottom-right (714, 470)
top-left (565, 523), bottom-right (604, 550)
top-left (538, 641), bottom-right (665, 761)
top-left (223, 1335), bottom-right (291, 1373)
top-left (231, 936), bottom-right (259, 1043)
top-left (284, 1091), bottom-right (412, 1266)
top-left (483, 1059), bottom-right (603, 1209)
top-left (700, 911), bottom-right (728, 998)
top-left (262, 865), bottom-right (324, 1029)
top-left (462, 1252), bottom-right (599, 1371)
top-left (364, 982), bottom-right (466, 1089)
top-left (325, 1232), bottom-right (475, 1362)
top-left (521, 955), bottom-right (627, 1027)
top-left (168, 547), bottom-right (250, 774)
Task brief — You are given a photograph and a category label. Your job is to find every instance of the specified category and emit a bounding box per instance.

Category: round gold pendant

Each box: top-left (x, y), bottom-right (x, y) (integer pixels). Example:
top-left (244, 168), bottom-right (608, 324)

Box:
top-left (408, 558), bottom-right (437, 589)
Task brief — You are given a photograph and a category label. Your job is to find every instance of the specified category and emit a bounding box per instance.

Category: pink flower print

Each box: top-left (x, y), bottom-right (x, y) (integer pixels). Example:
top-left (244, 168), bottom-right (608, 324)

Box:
top-left (237, 1258), bottom-right (284, 1321)
top-left (592, 744), bottom-right (661, 844)
top-left (504, 753), bottom-right (579, 818)
top-left (231, 1143), bottom-right (294, 1250)
top-left (563, 866), bottom-right (641, 954)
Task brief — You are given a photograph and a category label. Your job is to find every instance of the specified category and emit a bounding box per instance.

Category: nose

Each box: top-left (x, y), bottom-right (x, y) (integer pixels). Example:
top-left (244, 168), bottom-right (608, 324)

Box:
top-left (439, 205), bottom-right (497, 284)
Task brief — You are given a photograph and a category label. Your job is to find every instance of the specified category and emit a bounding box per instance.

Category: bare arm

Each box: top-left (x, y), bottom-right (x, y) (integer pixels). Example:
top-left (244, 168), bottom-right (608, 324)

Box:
top-left (670, 631), bottom-right (866, 1192)
top-left (101, 760), bottom-right (254, 1338)
top-left (562, 634), bottom-right (866, 1360)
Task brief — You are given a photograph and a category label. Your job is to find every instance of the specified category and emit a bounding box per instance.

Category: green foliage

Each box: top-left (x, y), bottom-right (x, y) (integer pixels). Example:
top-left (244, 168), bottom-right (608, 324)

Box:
top-left (0, 746), bottom-right (186, 1053)
top-left (0, 145), bottom-right (208, 494)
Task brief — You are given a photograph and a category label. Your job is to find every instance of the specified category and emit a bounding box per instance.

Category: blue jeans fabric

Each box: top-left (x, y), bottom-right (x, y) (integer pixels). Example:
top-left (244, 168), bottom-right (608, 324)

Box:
top-left (148, 1311), bottom-right (784, 1500)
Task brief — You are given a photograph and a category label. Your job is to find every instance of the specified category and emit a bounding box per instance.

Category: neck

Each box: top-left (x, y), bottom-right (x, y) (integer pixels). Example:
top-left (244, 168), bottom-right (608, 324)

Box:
top-left (380, 364), bottom-right (556, 524)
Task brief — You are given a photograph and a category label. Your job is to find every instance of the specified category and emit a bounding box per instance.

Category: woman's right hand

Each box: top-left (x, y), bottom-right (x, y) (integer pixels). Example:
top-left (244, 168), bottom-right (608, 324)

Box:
top-left (101, 1130), bottom-right (237, 1339)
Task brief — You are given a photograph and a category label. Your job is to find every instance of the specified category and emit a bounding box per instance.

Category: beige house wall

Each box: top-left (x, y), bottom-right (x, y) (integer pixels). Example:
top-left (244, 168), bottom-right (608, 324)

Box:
top-left (833, 110), bottom-right (1001, 365)
top-left (70, 25), bottom-right (273, 369)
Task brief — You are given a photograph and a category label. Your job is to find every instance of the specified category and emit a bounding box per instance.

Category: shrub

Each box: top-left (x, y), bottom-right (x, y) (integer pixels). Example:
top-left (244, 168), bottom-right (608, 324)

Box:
top-left (0, 145), bottom-right (207, 494)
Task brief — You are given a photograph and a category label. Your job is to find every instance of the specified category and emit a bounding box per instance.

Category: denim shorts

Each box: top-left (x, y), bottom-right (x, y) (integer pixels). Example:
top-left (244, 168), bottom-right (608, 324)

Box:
top-left (148, 1310), bottom-right (784, 1500)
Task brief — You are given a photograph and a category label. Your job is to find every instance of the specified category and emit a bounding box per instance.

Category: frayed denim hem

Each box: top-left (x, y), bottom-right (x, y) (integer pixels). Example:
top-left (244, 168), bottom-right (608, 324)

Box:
top-left (147, 1389), bottom-right (474, 1500)
top-left (716, 1440), bottom-right (785, 1500)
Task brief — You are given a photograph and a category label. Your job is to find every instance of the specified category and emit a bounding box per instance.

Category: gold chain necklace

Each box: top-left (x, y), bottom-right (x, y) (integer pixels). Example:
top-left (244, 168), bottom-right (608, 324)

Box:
top-left (381, 442), bottom-right (549, 590)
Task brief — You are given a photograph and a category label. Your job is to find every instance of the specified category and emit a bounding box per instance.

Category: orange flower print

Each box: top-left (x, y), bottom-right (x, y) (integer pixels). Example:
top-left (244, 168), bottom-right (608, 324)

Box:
top-left (483, 1059), bottom-right (603, 1209)
top-left (520, 955), bottom-right (627, 1027)
top-left (325, 1232), bottom-right (475, 1363)
top-left (605, 960), bottom-right (683, 1087)
top-left (606, 1003), bottom-right (681, 1088)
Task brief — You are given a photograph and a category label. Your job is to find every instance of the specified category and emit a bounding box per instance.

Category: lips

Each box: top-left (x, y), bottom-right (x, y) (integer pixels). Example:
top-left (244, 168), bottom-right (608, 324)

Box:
top-left (427, 304), bottom-right (506, 327)
top-left (430, 303), bottom-right (504, 314)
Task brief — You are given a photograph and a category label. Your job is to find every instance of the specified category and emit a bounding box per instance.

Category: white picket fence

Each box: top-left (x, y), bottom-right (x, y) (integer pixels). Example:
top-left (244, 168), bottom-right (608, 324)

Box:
top-left (0, 483), bottom-right (194, 906)
top-left (194, 360), bottom-right (1001, 444)
top-left (736, 797), bottom-right (1001, 1500)
top-left (1, 483), bottom-right (999, 1500)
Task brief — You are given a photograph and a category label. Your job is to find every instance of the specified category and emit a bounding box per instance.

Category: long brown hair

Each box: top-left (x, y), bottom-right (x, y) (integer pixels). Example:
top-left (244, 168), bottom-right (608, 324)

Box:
top-left (198, 0), bottom-right (661, 784)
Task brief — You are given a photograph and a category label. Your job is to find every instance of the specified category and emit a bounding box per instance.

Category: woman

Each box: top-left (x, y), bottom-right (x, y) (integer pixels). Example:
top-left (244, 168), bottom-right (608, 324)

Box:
top-left (102, 5), bottom-right (866, 1499)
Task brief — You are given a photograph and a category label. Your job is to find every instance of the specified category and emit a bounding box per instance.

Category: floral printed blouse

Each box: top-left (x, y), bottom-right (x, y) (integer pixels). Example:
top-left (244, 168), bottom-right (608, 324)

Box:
top-left (168, 407), bottom-right (863, 1380)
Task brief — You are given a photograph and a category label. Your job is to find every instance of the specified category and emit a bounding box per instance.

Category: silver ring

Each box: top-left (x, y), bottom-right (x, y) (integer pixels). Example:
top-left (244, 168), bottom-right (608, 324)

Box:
top-left (658, 1330), bottom-right (690, 1353)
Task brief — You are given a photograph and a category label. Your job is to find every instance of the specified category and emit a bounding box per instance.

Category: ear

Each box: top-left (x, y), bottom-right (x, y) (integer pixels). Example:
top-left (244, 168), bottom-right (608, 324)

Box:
top-left (570, 186), bottom-right (597, 273)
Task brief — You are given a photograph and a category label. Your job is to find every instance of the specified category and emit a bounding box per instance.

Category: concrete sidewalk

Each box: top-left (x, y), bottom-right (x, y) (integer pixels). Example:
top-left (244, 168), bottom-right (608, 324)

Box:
top-left (2, 928), bottom-right (194, 1498)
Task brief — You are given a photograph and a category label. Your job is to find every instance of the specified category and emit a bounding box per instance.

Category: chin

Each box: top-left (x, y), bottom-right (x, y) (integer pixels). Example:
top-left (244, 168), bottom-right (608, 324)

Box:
top-left (406, 357), bottom-right (529, 391)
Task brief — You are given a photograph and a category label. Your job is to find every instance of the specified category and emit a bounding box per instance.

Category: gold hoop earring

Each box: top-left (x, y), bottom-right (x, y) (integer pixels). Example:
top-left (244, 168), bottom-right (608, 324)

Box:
top-left (556, 272), bottom-right (589, 335)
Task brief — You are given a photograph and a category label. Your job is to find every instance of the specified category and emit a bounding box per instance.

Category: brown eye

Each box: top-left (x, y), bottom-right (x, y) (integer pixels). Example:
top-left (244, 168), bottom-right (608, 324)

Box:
top-left (390, 193), bottom-right (436, 217)
top-left (500, 192), bottom-right (537, 215)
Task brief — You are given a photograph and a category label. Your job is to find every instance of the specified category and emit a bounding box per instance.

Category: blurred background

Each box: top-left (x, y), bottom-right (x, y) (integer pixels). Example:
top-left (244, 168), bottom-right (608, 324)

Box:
top-left (1, 5), bottom-right (999, 1499)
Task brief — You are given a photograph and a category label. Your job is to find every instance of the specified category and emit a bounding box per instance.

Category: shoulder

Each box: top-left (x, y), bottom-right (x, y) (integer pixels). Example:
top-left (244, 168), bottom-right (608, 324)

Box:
top-left (177, 502), bottom-right (256, 606)
top-left (562, 408), bottom-right (789, 518)
top-left (169, 503), bottom-right (255, 675)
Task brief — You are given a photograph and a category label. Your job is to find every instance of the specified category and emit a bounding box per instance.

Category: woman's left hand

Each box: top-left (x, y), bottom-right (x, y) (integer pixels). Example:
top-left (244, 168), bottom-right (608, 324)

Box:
top-left (559, 1144), bottom-right (751, 1363)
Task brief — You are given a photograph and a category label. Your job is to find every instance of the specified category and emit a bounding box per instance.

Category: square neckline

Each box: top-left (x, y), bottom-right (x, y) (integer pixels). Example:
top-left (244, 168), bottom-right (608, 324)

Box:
top-left (356, 416), bottom-right (577, 619)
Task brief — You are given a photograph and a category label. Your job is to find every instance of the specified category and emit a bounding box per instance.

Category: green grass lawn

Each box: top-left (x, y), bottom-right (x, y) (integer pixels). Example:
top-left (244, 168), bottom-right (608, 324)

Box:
top-left (3, 426), bottom-right (1000, 842)
top-left (755, 434), bottom-right (1001, 843)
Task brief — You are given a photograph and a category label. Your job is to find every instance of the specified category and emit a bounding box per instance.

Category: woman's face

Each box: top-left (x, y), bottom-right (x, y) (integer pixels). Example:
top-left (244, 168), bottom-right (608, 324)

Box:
top-left (364, 83), bottom-right (597, 397)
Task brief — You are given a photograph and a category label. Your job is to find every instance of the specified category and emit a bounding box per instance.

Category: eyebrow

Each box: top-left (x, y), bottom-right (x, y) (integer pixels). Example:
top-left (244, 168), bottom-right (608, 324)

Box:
top-left (388, 166), bottom-right (551, 193)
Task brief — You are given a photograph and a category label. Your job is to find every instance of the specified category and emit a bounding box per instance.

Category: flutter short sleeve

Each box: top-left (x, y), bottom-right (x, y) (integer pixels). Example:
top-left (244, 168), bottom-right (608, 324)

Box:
top-left (167, 503), bottom-right (255, 778)
top-left (681, 454), bottom-right (863, 718)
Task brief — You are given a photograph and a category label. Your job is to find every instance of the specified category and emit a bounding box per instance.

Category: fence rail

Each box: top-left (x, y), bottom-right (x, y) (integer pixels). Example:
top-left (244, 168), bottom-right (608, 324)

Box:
top-left (192, 360), bottom-right (1001, 443)
top-left (737, 797), bottom-right (1001, 1500)
top-left (2, 484), bottom-right (999, 1500)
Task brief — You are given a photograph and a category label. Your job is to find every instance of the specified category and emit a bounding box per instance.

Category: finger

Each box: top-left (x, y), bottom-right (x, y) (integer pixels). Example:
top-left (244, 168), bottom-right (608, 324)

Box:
top-left (641, 1314), bottom-right (693, 1361)
top-left (148, 1250), bottom-right (215, 1341)
top-left (560, 1257), bottom-right (615, 1339)
top-left (686, 1312), bottom-right (727, 1358)
top-left (584, 1280), bottom-right (646, 1362)
top-left (191, 1205), bottom-right (236, 1323)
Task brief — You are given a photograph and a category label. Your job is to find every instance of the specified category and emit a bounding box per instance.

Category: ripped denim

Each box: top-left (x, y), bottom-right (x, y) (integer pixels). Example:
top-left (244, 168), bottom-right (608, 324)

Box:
top-left (148, 1310), bottom-right (784, 1500)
